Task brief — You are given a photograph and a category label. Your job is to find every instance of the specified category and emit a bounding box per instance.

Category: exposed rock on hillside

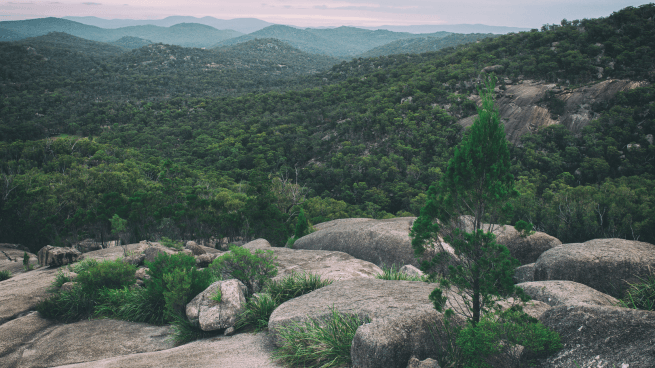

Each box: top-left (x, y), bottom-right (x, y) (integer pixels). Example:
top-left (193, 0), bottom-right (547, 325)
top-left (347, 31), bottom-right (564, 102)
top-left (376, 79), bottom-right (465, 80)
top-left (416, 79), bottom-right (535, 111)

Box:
top-left (528, 304), bottom-right (655, 368)
top-left (0, 247), bottom-right (37, 276)
top-left (272, 248), bottom-right (383, 281)
top-left (458, 79), bottom-right (647, 143)
top-left (292, 217), bottom-right (433, 268)
top-left (517, 280), bottom-right (619, 307)
top-left (533, 238), bottom-right (655, 298)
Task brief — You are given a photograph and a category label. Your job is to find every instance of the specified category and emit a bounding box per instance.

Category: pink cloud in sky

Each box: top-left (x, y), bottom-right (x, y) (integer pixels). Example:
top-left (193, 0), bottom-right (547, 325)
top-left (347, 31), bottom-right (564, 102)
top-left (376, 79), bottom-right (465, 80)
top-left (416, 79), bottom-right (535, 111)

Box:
top-left (0, 0), bottom-right (651, 28)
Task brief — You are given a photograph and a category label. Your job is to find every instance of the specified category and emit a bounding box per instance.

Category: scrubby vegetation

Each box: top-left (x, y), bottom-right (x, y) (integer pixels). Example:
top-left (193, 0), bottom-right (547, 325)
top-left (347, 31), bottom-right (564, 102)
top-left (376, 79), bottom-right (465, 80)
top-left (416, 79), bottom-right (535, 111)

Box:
top-left (375, 264), bottom-right (430, 282)
top-left (619, 270), bottom-right (655, 311)
top-left (0, 270), bottom-right (12, 281)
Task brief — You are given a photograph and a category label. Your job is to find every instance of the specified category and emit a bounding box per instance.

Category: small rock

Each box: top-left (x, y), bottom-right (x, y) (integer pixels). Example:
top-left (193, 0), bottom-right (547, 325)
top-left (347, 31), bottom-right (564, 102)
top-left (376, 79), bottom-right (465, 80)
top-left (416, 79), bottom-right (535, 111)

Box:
top-left (37, 245), bottom-right (82, 267)
top-left (122, 253), bottom-right (145, 266)
top-left (400, 265), bottom-right (424, 277)
top-left (186, 279), bottom-right (248, 331)
top-left (143, 245), bottom-right (177, 263)
top-left (407, 356), bottom-right (440, 368)
top-left (135, 267), bottom-right (150, 280)
top-left (182, 249), bottom-right (193, 256)
top-left (242, 238), bottom-right (272, 250)
top-left (195, 253), bottom-right (222, 268)
top-left (224, 326), bottom-right (235, 336)
top-left (185, 241), bottom-right (206, 255)
top-left (60, 282), bottom-right (77, 292)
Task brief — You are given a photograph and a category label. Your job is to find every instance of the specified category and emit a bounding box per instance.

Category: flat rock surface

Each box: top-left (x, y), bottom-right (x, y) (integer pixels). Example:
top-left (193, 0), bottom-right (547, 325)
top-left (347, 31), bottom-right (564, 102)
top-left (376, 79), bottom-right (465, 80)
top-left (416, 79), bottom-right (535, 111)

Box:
top-left (517, 280), bottom-right (619, 307)
top-left (52, 332), bottom-right (283, 368)
top-left (292, 217), bottom-right (424, 268)
top-left (1, 314), bottom-right (172, 368)
top-left (533, 238), bottom-right (655, 298)
top-left (0, 248), bottom-right (38, 276)
top-left (271, 248), bottom-right (383, 281)
top-left (529, 304), bottom-right (655, 368)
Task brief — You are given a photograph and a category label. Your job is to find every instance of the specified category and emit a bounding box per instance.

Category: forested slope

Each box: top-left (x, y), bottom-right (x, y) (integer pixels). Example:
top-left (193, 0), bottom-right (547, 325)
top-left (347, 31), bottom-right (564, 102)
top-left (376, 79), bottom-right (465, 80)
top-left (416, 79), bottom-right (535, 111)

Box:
top-left (1, 4), bottom-right (654, 252)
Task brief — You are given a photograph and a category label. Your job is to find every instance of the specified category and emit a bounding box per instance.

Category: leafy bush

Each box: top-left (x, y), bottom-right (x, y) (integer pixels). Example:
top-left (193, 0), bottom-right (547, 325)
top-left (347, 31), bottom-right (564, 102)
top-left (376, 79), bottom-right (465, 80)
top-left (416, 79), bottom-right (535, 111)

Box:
top-left (210, 245), bottom-right (278, 296)
top-left (22, 252), bottom-right (33, 271)
top-left (236, 272), bottom-right (333, 332)
top-left (375, 264), bottom-right (429, 282)
top-left (69, 258), bottom-right (99, 273)
top-left (76, 259), bottom-right (137, 293)
top-left (160, 237), bottom-right (184, 250)
top-left (619, 271), bottom-right (655, 311)
top-left (0, 270), bottom-right (11, 281)
top-left (51, 269), bottom-right (74, 290)
top-left (94, 286), bottom-right (163, 324)
top-left (271, 308), bottom-right (370, 368)
top-left (37, 285), bottom-right (95, 322)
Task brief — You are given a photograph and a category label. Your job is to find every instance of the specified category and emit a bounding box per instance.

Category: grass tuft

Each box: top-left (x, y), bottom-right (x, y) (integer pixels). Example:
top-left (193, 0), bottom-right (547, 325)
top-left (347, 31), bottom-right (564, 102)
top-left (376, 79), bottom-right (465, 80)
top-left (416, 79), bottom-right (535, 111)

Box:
top-left (235, 293), bottom-right (278, 332)
top-left (271, 308), bottom-right (371, 368)
top-left (375, 264), bottom-right (429, 282)
top-left (619, 270), bottom-right (655, 311)
top-left (0, 270), bottom-right (12, 281)
top-left (169, 312), bottom-right (222, 345)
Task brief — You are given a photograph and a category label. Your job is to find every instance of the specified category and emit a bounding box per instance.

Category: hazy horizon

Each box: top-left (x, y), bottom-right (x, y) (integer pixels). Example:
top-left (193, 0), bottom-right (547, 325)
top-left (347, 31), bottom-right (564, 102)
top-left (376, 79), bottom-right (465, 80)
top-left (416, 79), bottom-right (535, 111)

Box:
top-left (1, 1), bottom-right (652, 28)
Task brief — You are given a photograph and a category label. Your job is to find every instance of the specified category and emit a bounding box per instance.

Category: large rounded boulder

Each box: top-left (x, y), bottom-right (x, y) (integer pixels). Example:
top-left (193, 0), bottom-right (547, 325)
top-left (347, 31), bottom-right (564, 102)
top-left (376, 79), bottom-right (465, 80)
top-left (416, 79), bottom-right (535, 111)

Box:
top-left (533, 238), bottom-right (655, 298)
top-left (517, 280), bottom-right (619, 307)
top-left (292, 217), bottom-right (429, 268)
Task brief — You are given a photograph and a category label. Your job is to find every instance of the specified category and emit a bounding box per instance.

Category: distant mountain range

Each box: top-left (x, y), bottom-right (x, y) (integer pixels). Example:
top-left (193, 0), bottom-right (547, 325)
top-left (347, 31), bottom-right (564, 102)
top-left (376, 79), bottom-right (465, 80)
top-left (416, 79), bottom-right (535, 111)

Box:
top-left (63, 16), bottom-right (273, 34)
top-left (363, 24), bottom-right (531, 34)
top-left (0, 18), bottom-right (242, 48)
top-left (359, 33), bottom-right (500, 58)
top-left (213, 25), bottom-right (452, 58)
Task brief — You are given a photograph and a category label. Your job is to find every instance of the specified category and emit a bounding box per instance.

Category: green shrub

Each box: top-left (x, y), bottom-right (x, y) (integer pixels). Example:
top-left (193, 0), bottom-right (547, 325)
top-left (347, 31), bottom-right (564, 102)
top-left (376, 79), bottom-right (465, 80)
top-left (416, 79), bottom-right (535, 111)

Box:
top-left (95, 286), bottom-right (164, 324)
top-left (37, 285), bottom-right (95, 322)
top-left (271, 308), bottom-right (370, 368)
top-left (210, 245), bottom-right (278, 296)
top-left (211, 288), bottom-right (222, 303)
top-left (169, 312), bottom-right (222, 345)
top-left (0, 270), bottom-right (11, 281)
top-left (51, 269), bottom-right (74, 291)
top-left (22, 252), bottom-right (33, 271)
top-left (163, 268), bottom-right (193, 318)
top-left (375, 264), bottom-right (429, 282)
top-left (235, 293), bottom-right (278, 332)
top-left (69, 258), bottom-right (99, 273)
top-left (76, 259), bottom-right (137, 293)
top-left (160, 237), bottom-right (183, 250)
top-left (619, 271), bottom-right (655, 311)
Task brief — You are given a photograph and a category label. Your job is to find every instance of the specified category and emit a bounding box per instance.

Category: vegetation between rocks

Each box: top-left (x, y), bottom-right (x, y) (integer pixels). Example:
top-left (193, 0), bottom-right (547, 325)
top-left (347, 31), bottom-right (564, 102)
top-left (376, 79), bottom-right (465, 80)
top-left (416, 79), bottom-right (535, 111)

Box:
top-left (0, 269), bottom-right (12, 281)
top-left (375, 264), bottom-right (431, 282)
top-left (619, 269), bottom-right (655, 311)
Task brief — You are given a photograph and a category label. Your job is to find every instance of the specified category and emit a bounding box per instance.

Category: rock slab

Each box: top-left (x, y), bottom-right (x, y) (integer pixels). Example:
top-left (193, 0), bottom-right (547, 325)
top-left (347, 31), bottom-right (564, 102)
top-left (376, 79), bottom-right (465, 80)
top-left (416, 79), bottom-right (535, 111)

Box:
top-left (517, 280), bottom-right (619, 307)
top-left (37, 245), bottom-right (81, 267)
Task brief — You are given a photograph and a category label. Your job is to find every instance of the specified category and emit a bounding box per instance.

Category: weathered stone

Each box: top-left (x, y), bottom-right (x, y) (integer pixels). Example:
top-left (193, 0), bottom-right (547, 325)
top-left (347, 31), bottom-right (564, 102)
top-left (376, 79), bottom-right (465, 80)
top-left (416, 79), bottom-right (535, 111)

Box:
top-left (482, 64), bottom-right (504, 73)
top-left (182, 249), bottom-right (194, 256)
top-left (135, 267), bottom-right (149, 280)
top-left (400, 264), bottom-right (424, 278)
top-left (143, 244), bottom-right (177, 263)
top-left (185, 241), bottom-right (206, 255)
top-left (186, 279), bottom-right (248, 331)
top-left (195, 252), bottom-right (223, 268)
top-left (1, 313), bottom-right (173, 368)
top-left (60, 281), bottom-right (77, 292)
top-left (407, 356), bottom-right (440, 368)
top-left (513, 263), bottom-right (535, 283)
top-left (224, 326), bottom-right (235, 336)
top-left (37, 245), bottom-right (82, 267)
top-left (122, 253), bottom-right (145, 266)
top-left (269, 278), bottom-right (465, 368)
top-left (293, 217), bottom-right (437, 269)
top-left (50, 332), bottom-right (283, 368)
top-left (242, 238), bottom-right (272, 250)
top-left (517, 280), bottom-right (619, 307)
top-left (74, 238), bottom-right (102, 253)
top-left (533, 238), bottom-right (655, 298)
top-left (0, 247), bottom-right (38, 276)
top-left (272, 247), bottom-right (383, 282)
top-left (526, 304), bottom-right (655, 367)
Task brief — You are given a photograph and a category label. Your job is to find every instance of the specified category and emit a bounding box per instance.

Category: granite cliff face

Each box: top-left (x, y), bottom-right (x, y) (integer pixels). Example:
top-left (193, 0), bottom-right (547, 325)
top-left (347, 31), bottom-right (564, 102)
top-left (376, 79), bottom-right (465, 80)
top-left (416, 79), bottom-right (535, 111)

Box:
top-left (458, 79), bottom-right (648, 144)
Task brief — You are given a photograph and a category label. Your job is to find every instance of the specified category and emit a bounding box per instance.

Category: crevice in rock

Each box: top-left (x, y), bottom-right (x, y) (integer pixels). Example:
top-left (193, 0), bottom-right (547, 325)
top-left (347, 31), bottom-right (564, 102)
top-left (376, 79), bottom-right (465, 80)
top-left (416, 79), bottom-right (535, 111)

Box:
top-left (1, 250), bottom-right (15, 261)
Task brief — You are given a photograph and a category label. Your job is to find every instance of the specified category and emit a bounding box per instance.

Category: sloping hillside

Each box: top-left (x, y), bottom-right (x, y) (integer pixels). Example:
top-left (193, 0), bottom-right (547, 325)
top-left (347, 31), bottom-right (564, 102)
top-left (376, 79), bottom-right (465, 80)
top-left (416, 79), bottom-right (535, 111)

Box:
top-left (359, 33), bottom-right (497, 58)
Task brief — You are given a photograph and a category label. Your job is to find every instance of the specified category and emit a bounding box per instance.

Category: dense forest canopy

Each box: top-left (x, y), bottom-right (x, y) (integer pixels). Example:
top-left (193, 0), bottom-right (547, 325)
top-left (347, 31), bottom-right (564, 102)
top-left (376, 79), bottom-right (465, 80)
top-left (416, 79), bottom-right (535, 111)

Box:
top-left (1, 4), bottom-right (654, 252)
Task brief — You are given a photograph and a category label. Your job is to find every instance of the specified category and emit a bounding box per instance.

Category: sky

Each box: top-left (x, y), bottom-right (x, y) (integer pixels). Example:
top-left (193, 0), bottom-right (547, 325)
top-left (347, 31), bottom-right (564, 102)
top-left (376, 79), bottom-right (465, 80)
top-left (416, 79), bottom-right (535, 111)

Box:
top-left (1, 0), bottom-right (652, 28)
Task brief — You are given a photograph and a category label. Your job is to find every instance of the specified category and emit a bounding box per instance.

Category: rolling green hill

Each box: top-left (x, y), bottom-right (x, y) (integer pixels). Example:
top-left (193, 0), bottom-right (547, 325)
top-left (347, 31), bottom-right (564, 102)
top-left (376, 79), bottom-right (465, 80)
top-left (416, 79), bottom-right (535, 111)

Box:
top-left (110, 36), bottom-right (153, 49)
top-left (0, 18), bottom-right (242, 48)
top-left (1, 4), bottom-right (654, 250)
top-left (359, 33), bottom-right (498, 58)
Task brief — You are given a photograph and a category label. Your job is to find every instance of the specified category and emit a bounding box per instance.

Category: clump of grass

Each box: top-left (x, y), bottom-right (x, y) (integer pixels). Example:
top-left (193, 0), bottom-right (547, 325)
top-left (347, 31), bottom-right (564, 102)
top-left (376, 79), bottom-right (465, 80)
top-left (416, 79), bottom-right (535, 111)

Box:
top-left (376, 264), bottom-right (429, 282)
top-left (235, 272), bottom-right (333, 332)
top-left (271, 308), bottom-right (371, 368)
top-left (69, 258), bottom-right (99, 273)
top-left (36, 285), bottom-right (95, 322)
top-left (169, 312), bottom-right (222, 345)
top-left (619, 270), bottom-right (655, 311)
top-left (0, 270), bottom-right (12, 281)
top-left (160, 237), bottom-right (184, 250)
top-left (50, 269), bottom-right (74, 291)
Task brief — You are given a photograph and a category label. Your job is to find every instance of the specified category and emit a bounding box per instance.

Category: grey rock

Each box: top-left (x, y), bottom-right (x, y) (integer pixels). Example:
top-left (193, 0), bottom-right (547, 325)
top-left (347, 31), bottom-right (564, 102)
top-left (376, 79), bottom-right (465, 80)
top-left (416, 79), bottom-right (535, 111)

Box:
top-left (533, 238), bottom-right (655, 298)
top-left (60, 281), bottom-right (77, 292)
top-left (1, 312), bottom-right (173, 368)
top-left (526, 304), bottom-right (655, 368)
top-left (182, 249), bottom-right (194, 256)
top-left (74, 238), bottom-right (102, 253)
top-left (185, 241), bottom-right (206, 255)
top-left (269, 278), bottom-right (465, 368)
top-left (135, 267), bottom-right (149, 280)
top-left (400, 264), bottom-right (424, 278)
top-left (0, 247), bottom-right (38, 276)
top-left (122, 253), bottom-right (145, 266)
top-left (407, 356), bottom-right (440, 368)
top-left (242, 238), bottom-right (272, 250)
top-left (513, 263), bottom-right (535, 283)
top-left (51, 332), bottom-right (283, 368)
top-left (224, 326), bottom-right (235, 336)
top-left (293, 217), bottom-right (436, 269)
top-left (186, 280), bottom-right (248, 331)
top-left (272, 247), bottom-right (383, 282)
top-left (143, 244), bottom-right (177, 263)
top-left (37, 245), bottom-right (82, 267)
top-left (482, 64), bottom-right (504, 73)
top-left (517, 280), bottom-right (619, 307)
top-left (195, 252), bottom-right (223, 268)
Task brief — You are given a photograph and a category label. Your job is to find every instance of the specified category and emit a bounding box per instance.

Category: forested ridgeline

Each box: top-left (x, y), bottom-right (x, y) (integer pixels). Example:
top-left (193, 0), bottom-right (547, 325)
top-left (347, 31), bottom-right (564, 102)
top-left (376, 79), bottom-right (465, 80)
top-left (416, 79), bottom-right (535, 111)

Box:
top-left (1, 4), bottom-right (654, 252)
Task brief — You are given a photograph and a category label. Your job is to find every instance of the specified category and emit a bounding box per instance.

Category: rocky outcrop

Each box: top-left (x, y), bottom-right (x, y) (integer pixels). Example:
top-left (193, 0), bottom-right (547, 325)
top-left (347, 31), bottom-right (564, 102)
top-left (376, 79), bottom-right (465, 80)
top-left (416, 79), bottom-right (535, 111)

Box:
top-left (195, 252), bottom-right (223, 268)
top-left (533, 238), bottom-right (655, 298)
top-left (143, 244), bottom-right (177, 263)
top-left (0, 312), bottom-right (173, 368)
top-left (527, 304), bottom-right (655, 368)
top-left (122, 253), bottom-right (145, 266)
top-left (458, 79), bottom-right (647, 143)
top-left (268, 278), bottom-right (464, 368)
top-left (272, 248), bottom-right (383, 281)
top-left (242, 238), bottom-right (273, 250)
top-left (186, 280), bottom-right (248, 331)
top-left (73, 238), bottom-right (103, 253)
top-left (185, 241), bottom-right (219, 255)
top-left (0, 247), bottom-right (38, 276)
top-left (400, 264), bottom-right (424, 278)
top-left (51, 332), bottom-right (283, 368)
top-left (407, 356), bottom-right (440, 368)
top-left (292, 217), bottom-right (434, 269)
top-left (517, 280), bottom-right (619, 307)
top-left (37, 245), bottom-right (82, 267)
top-left (513, 263), bottom-right (535, 283)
